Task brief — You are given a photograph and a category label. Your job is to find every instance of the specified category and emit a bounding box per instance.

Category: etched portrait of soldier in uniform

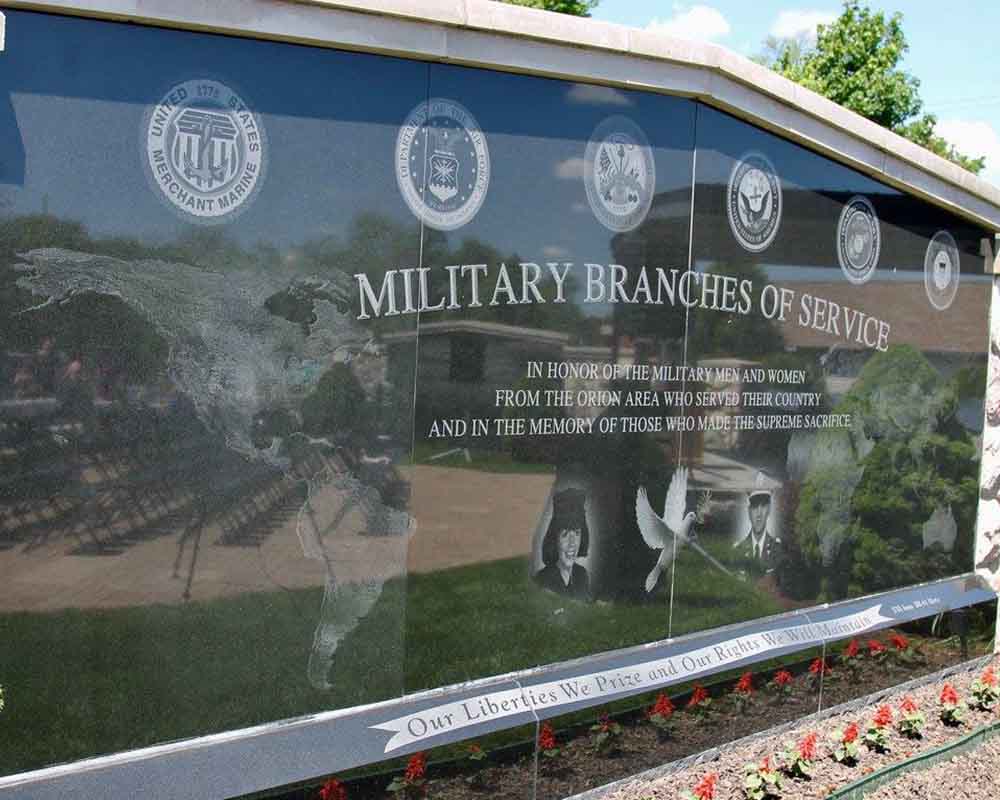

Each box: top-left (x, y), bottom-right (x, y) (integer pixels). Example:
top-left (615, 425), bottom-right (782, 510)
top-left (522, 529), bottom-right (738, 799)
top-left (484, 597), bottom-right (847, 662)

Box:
top-left (732, 472), bottom-right (782, 581)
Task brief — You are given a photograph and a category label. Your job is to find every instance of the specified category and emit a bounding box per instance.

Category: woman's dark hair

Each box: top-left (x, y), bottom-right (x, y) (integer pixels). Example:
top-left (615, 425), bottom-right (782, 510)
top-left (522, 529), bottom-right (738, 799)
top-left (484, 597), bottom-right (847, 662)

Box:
top-left (540, 488), bottom-right (589, 566)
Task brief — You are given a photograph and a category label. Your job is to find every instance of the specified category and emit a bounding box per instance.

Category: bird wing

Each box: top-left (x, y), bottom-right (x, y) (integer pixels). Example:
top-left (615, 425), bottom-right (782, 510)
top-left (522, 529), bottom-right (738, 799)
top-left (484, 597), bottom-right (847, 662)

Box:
top-left (636, 486), bottom-right (671, 550)
top-left (663, 466), bottom-right (689, 532)
top-left (757, 190), bottom-right (771, 219)
top-left (740, 192), bottom-right (752, 218)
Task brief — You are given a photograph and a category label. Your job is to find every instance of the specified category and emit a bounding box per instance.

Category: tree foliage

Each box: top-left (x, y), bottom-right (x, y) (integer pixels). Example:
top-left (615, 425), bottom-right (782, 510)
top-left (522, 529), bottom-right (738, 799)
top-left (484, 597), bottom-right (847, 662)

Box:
top-left (760, 0), bottom-right (984, 174)
top-left (793, 345), bottom-right (978, 601)
top-left (498, 0), bottom-right (598, 16)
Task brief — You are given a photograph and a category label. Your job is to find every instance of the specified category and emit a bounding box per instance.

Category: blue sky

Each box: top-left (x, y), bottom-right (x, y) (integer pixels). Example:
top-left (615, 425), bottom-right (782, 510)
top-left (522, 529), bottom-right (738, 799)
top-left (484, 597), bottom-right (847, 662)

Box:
top-left (591, 1), bottom-right (1000, 187)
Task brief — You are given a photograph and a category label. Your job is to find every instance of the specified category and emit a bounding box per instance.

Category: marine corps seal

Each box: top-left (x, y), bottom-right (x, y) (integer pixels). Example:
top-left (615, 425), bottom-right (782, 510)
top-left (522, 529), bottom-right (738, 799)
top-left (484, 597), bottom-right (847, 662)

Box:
top-left (143, 78), bottom-right (266, 223)
top-left (924, 230), bottom-right (961, 311)
top-left (395, 98), bottom-right (490, 231)
top-left (837, 195), bottom-right (880, 284)
top-left (727, 151), bottom-right (781, 253)
top-left (584, 115), bottom-right (655, 233)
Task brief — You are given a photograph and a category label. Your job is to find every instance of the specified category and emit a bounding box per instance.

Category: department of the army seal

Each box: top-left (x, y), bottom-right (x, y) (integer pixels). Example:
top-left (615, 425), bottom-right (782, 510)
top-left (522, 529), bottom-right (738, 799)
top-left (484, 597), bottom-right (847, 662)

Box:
top-left (727, 151), bottom-right (782, 253)
top-left (143, 78), bottom-right (266, 223)
top-left (584, 116), bottom-right (655, 233)
top-left (837, 195), bottom-right (881, 284)
top-left (924, 230), bottom-right (961, 311)
top-left (395, 98), bottom-right (490, 231)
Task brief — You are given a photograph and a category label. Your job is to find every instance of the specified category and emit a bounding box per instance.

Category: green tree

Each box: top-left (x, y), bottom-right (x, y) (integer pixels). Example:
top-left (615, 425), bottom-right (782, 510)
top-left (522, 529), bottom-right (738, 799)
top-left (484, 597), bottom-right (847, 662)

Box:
top-left (759, 0), bottom-right (984, 174)
top-left (498, 0), bottom-right (598, 16)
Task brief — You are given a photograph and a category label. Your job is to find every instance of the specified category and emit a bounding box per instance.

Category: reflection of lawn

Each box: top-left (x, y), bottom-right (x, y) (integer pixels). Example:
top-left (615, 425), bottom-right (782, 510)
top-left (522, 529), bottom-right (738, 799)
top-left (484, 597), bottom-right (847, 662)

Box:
top-left (0, 590), bottom-right (338, 775)
top-left (401, 548), bottom-right (783, 692)
top-left (411, 440), bottom-right (554, 474)
top-left (0, 546), bottom-right (780, 775)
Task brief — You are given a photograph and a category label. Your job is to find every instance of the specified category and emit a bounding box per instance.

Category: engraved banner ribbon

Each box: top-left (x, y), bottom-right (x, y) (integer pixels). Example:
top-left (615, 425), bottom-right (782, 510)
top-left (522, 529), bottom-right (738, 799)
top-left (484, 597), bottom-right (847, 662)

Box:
top-left (371, 604), bottom-right (893, 752)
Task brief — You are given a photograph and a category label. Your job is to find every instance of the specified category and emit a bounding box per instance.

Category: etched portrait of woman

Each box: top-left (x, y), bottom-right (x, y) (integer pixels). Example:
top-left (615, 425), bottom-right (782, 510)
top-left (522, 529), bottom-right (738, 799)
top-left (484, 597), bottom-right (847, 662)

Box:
top-left (534, 488), bottom-right (591, 600)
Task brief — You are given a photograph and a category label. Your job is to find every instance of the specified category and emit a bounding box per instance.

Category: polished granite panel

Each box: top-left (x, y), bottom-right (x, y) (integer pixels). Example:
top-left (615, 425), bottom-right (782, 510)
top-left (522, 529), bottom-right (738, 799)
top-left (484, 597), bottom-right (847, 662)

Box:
top-left (0, 9), bottom-right (424, 774)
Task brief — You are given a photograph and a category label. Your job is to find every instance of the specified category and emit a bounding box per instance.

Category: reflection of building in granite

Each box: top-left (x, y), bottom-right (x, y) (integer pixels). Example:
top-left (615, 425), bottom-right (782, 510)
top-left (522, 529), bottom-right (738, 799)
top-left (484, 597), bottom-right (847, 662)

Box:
top-left (382, 321), bottom-right (569, 435)
top-left (382, 320), bottom-right (661, 439)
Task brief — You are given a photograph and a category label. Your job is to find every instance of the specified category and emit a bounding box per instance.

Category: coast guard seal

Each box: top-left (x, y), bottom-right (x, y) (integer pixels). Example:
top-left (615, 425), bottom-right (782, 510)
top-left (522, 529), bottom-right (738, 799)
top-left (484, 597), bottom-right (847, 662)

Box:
top-left (143, 79), bottom-right (265, 223)
top-left (395, 98), bottom-right (489, 231)
top-left (584, 116), bottom-right (655, 232)
top-left (727, 151), bottom-right (781, 253)
top-left (837, 195), bottom-right (880, 284)
top-left (924, 230), bottom-right (961, 311)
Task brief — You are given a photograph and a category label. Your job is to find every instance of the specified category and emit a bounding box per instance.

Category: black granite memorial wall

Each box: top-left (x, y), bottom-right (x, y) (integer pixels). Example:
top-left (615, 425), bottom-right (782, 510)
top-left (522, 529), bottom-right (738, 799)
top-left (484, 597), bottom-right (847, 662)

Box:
top-left (0, 8), bottom-right (995, 790)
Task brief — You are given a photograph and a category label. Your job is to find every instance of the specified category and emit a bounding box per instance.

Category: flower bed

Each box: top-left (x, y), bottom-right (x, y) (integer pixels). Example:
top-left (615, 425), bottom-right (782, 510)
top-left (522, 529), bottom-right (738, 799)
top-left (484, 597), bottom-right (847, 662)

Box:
top-left (604, 659), bottom-right (1000, 800)
top-left (294, 633), bottom-right (992, 800)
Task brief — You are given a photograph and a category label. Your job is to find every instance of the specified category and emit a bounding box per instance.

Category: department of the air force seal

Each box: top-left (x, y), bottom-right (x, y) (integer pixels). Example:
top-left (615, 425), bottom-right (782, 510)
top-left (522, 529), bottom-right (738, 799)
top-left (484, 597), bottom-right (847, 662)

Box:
top-left (584, 116), bottom-right (655, 233)
top-left (924, 230), bottom-right (961, 311)
top-left (837, 195), bottom-right (881, 284)
top-left (144, 79), bottom-right (266, 223)
top-left (395, 98), bottom-right (489, 231)
top-left (727, 151), bottom-right (781, 252)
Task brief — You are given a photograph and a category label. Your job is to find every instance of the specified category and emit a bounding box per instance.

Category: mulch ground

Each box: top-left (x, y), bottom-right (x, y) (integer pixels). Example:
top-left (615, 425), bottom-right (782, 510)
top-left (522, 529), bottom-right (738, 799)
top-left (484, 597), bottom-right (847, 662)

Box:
top-left (865, 733), bottom-right (1000, 800)
top-left (603, 656), bottom-right (1000, 800)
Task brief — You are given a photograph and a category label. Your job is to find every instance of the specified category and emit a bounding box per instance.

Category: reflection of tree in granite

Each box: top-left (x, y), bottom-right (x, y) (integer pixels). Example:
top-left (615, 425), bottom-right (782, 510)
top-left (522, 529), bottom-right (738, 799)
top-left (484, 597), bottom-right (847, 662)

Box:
top-left (13, 247), bottom-right (413, 688)
top-left (796, 345), bottom-right (977, 600)
top-left (555, 396), bottom-right (671, 601)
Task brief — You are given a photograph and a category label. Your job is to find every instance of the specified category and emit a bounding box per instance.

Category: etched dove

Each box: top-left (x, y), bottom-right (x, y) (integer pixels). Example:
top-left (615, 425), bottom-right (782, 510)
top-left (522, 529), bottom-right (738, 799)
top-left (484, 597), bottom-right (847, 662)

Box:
top-left (636, 466), bottom-right (731, 592)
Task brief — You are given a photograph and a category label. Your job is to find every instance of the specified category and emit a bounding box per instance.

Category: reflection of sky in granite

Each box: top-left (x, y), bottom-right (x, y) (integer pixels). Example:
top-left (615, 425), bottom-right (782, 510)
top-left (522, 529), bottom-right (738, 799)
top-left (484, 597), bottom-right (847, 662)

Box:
top-left (0, 9), bottom-right (701, 277)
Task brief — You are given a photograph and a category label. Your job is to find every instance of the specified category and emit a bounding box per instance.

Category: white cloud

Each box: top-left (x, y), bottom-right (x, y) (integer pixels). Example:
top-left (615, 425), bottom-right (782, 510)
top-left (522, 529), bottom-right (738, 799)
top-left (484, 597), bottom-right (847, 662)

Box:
top-left (567, 84), bottom-right (633, 107)
top-left (543, 245), bottom-right (571, 259)
top-left (554, 157), bottom-right (586, 179)
top-left (647, 4), bottom-right (730, 42)
top-left (936, 119), bottom-right (1000, 186)
top-left (769, 9), bottom-right (836, 43)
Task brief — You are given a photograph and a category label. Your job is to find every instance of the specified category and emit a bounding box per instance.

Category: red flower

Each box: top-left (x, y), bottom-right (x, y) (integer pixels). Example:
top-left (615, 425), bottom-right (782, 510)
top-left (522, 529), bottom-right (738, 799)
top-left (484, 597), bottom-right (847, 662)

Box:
top-left (773, 669), bottom-right (793, 686)
top-left (538, 723), bottom-right (557, 752)
top-left (691, 772), bottom-right (718, 800)
top-left (403, 753), bottom-right (426, 783)
top-left (597, 713), bottom-right (612, 731)
top-left (760, 755), bottom-right (773, 772)
top-left (873, 704), bottom-right (893, 728)
top-left (843, 722), bottom-right (859, 743)
top-left (734, 672), bottom-right (754, 695)
top-left (844, 639), bottom-right (861, 658)
top-left (868, 639), bottom-right (886, 656)
top-left (940, 683), bottom-right (960, 707)
top-left (798, 732), bottom-right (819, 761)
top-left (649, 693), bottom-right (675, 718)
top-left (900, 696), bottom-right (919, 715)
top-left (983, 666), bottom-right (997, 688)
top-left (688, 684), bottom-right (710, 708)
top-left (809, 657), bottom-right (829, 676)
top-left (318, 778), bottom-right (347, 800)
top-left (889, 633), bottom-right (910, 651)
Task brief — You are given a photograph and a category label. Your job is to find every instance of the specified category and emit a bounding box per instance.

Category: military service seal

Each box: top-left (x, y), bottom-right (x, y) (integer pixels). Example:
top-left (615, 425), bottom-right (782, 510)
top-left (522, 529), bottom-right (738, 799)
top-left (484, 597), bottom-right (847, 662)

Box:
top-left (727, 151), bottom-right (782, 252)
top-left (144, 78), bottom-right (266, 223)
top-left (395, 98), bottom-right (490, 231)
top-left (584, 115), bottom-right (655, 233)
top-left (837, 195), bottom-right (880, 284)
top-left (924, 230), bottom-right (961, 311)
